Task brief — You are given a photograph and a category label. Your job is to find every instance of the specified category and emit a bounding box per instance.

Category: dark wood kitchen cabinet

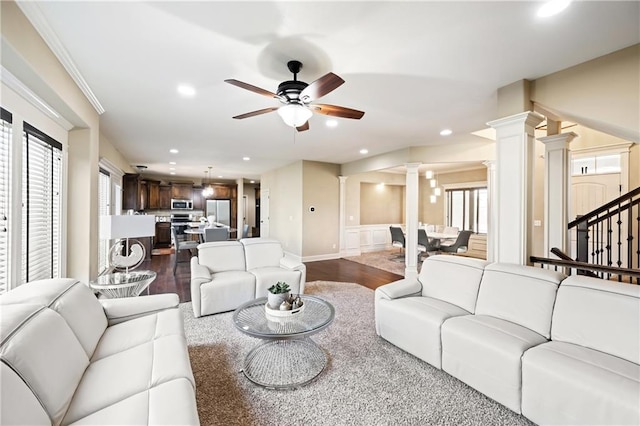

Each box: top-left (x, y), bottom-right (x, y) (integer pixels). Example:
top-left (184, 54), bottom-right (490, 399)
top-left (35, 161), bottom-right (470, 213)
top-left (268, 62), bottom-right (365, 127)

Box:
top-left (159, 185), bottom-right (171, 209)
top-left (155, 222), bottom-right (172, 248)
top-left (171, 183), bottom-right (193, 200)
top-left (147, 180), bottom-right (161, 209)
top-left (192, 186), bottom-right (204, 210)
top-left (122, 174), bottom-right (146, 211)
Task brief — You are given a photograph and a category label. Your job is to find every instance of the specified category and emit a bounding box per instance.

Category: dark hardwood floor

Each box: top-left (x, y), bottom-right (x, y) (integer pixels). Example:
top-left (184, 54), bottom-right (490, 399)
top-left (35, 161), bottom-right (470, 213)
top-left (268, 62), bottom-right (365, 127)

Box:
top-left (143, 250), bottom-right (403, 303)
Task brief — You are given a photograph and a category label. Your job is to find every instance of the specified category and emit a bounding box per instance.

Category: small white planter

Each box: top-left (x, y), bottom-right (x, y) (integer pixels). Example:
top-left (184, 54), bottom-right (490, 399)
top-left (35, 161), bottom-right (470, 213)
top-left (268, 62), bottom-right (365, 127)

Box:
top-left (267, 292), bottom-right (290, 309)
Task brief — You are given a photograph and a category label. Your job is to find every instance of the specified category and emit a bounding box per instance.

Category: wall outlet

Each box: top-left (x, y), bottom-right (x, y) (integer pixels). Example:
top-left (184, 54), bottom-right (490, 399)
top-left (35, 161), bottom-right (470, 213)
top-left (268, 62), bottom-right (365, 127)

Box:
top-left (534, 220), bottom-right (542, 227)
top-left (349, 215), bottom-right (354, 221)
top-left (332, 244), bottom-right (336, 249)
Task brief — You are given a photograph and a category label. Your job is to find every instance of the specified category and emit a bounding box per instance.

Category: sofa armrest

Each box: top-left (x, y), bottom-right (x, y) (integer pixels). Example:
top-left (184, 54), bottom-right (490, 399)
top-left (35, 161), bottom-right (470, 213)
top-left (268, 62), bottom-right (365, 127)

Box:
top-left (375, 278), bottom-right (423, 301)
top-left (100, 293), bottom-right (179, 326)
top-left (190, 257), bottom-right (212, 286)
top-left (279, 256), bottom-right (307, 293)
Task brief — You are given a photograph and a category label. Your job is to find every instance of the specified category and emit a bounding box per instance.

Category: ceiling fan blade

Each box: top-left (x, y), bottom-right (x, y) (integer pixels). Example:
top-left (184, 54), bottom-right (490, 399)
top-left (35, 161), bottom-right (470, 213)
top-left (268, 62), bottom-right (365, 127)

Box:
top-left (299, 73), bottom-right (345, 102)
top-left (311, 104), bottom-right (365, 120)
top-left (296, 121), bottom-right (310, 132)
top-left (225, 79), bottom-right (279, 99)
top-left (232, 107), bottom-right (279, 120)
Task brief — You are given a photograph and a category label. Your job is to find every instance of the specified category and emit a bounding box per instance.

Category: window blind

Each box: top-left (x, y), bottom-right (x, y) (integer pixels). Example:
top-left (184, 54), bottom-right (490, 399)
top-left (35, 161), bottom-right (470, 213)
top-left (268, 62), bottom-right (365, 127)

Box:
top-left (98, 168), bottom-right (111, 273)
top-left (22, 123), bottom-right (62, 283)
top-left (0, 108), bottom-right (12, 293)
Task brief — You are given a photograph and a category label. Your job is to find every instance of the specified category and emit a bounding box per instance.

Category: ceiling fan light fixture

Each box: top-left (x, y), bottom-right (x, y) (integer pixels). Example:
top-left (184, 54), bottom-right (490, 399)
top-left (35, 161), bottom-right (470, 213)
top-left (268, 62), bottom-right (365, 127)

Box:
top-left (277, 104), bottom-right (313, 127)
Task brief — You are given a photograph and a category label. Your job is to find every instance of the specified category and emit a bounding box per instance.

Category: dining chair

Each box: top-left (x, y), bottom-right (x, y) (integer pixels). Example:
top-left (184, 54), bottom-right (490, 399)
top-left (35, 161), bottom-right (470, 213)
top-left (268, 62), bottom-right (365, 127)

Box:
top-left (204, 227), bottom-right (228, 243)
top-left (389, 226), bottom-right (406, 261)
top-left (418, 229), bottom-right (441, 259)
top-left (171, 226), bottom-right (199, 275)
top-left (440, 230), bottom-right (473, 254)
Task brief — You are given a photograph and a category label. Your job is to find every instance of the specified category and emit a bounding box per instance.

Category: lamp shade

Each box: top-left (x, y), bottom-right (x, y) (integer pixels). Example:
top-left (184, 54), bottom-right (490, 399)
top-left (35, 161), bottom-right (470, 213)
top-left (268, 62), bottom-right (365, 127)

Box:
top-left (99, 215), bottom-right (156, 239)
top-left (277, 104), bottom-right (313, 127)
top-left (425, 170), bottom-right (434, 179)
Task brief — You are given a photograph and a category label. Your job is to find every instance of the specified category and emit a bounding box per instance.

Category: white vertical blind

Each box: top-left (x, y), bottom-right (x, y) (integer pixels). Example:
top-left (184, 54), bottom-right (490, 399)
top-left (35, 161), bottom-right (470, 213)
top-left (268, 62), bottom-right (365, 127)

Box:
top-left (98, 168), bottom-right (111, 273)
top-left (0, 109), bottom-right (12, 293)
top-left (22, 123), bottom-right (62, 283)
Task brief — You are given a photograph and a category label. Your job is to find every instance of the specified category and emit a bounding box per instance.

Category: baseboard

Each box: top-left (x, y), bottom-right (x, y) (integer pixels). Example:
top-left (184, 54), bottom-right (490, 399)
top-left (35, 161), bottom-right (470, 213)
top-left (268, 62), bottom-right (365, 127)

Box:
top-left (302, 253), bottom-right (343, 262)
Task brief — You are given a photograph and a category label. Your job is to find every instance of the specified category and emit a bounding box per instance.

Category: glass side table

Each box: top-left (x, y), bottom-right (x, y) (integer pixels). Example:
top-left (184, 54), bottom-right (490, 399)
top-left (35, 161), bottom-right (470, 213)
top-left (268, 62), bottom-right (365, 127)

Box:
top-left (233, 295), bottom-right (335, 390)
top-left (90, 270), bottom-right (157, 298)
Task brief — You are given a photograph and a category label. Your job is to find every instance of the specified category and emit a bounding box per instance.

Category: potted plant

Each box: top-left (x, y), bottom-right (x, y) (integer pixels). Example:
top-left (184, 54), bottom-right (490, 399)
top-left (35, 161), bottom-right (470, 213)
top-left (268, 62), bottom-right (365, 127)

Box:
top-left (267, 281), bottom-right (290, 309)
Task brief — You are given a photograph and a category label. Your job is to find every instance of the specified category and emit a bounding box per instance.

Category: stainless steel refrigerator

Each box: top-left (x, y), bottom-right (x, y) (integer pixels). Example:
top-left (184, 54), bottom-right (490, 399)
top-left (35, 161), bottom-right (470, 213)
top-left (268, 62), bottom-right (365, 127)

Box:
top-left (206, 199), bottom-right (231, 226)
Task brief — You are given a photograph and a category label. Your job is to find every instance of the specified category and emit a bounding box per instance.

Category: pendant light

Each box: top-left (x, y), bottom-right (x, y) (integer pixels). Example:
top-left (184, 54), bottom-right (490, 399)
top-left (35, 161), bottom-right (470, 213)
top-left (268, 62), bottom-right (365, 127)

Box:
top-left (202, 167), bottom-right (214, 197)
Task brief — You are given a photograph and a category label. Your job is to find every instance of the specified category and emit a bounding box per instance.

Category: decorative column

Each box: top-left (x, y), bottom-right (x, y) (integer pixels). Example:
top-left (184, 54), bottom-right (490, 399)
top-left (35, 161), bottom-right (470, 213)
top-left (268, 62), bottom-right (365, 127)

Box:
top-left (404, 163), bottom-right (421, 279)
top-left (338, 176), bottom-right (347, 256)
top-left (487, 111), bottom-right (544, 265)
top-left (236, 178), bottom-right (244, 239)
top-left (483, 160), bottom-right (497, 262)
top-left (538, 132), bottom-right (577, 257)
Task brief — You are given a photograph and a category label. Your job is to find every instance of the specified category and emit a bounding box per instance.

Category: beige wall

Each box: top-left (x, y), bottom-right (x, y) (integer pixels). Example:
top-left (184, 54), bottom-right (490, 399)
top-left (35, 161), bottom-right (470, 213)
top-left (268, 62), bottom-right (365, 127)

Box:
top-left (420, 168), bottom-right (487, 226)
top-left (345, 171), bottom-right (407, 227)
top-left (532, 44), bottom-right (640, 142)
top-left (2, 1), bottom-right (101, 282)
top-left (99, 133), bottom-right (135, 174)
top-left (261, 161), bottom-right (303, 256)
top-left (360, 183), bottom-right (404, 225)
top-left (302, 161), bottom-right (340, 257)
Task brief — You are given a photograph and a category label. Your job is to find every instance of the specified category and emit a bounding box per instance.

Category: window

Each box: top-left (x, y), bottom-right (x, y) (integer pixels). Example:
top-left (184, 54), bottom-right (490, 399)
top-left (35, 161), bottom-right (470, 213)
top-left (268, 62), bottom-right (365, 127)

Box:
top-left (0, 108), bottom-right (11, 293)
top-left (446, 187), bottom-right (487, 233)
top-left (22, 123), bottom-right (62, 283)
top-left (98, 168), bottom-right (111, 273)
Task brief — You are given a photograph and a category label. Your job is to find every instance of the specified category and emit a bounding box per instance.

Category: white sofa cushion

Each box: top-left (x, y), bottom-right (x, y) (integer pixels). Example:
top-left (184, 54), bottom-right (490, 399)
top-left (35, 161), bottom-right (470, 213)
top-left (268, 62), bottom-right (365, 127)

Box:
top-left (442, 314), bottom-right (548, 413)
top-left (197, 240), bottom-right (246, 272)
top-left (1, 361), bottom-right (52, 425)
top-left (0, 278), bottom-right (107, 357)
top-left (199, 270), bottom-right (256, 315)
top-left (66, 378), bottom-right (200, 425)
top-left (251, 266), bottom-right (303, 298)
top-left (552, 275), bottom-right (640, 364)
top-left (419, 255), bottom-right (489, 313)
top-left (1, 304), bottom-right (90, 425)
top-left (522, 341), bottom-right (640, 425)
top-left (475, 263), bottom-right (564, 339)
top-left (242, 238), bottom-right (284, 270)
top-left (63, 334), bottom-right (195, 424)
top-left (377, 295), bottom-right (470, 369)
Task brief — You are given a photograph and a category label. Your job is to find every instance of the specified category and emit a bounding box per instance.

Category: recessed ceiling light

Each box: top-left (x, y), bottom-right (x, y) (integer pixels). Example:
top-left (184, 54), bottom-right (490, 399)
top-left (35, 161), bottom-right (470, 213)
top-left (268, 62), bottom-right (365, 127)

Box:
top-left (250, 180), bottom-right (255, 184)
top-left (169, 167), bottom-right (175, 171)
top-left (537, 0), bottom-right (571, 17)
top-left (177, 84), bottom-right (196, 97)
top-left (169, 149), bottom-right (179, 154)
top-left (169, 161), bottom-right (177, 165)
top-left (170, 172), bottom-right (176, 175)
top-left (326, 120), bottom-right (338, 128)
top-left (218, 175), bottom-right (223, 178)
top-left (243, 157), bottom-right (250, 161)
top-left (360, 149), bottom-right (368, 154)
top-left (440, 129), bottom-right (453, 136)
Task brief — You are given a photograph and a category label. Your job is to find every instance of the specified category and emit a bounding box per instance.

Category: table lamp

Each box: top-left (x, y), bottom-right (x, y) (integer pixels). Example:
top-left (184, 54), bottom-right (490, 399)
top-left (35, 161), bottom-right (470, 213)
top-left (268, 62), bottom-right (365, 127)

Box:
top-left (99, 215), bottom-right (156, 273)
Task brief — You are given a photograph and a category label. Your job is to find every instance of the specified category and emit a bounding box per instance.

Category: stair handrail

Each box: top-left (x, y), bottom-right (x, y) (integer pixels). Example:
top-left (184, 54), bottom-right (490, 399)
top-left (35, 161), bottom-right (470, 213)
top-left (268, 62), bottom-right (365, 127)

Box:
top-left (568, 186), bottom-right (640, 229)
top-left (530, 255), bottom-right (640, 282)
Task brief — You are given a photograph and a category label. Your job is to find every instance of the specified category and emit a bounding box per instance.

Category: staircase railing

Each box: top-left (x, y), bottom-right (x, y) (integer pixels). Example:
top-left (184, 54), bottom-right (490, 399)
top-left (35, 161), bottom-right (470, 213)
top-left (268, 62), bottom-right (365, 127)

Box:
top-left (530, 253), bottom-right (640, 284)
top-left (569, 186), bottom-right (640, 276)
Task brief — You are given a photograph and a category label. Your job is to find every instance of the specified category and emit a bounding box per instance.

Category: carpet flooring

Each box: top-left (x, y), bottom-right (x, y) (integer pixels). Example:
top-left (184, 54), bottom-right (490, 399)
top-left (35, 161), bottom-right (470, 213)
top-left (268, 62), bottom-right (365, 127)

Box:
top-left (181, 281), bottom-right (533, 426)
top-left (343, 249), bottom-right (413, 276)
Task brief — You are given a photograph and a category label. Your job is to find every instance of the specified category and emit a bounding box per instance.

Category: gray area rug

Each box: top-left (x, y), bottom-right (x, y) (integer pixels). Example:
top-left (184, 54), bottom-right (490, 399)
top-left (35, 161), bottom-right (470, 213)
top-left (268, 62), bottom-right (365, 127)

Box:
top-left (181, 281), bottom-right (533, 426)
top-left (343, 249), bottom-right (413, 276)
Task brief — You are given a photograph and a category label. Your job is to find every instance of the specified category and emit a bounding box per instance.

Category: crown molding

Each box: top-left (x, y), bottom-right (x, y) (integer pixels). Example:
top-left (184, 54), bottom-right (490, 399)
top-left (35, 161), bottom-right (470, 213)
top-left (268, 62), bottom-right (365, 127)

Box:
top-left (17, 1), bottom-right (105, 115)
top-left (1, 66), bottom-right (74, 131)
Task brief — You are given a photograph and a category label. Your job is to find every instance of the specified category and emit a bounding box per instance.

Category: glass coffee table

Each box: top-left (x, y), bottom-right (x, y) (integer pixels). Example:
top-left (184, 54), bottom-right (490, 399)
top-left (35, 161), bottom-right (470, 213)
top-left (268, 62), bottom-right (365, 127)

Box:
top-left (232, 295), bottom-right (335, 390)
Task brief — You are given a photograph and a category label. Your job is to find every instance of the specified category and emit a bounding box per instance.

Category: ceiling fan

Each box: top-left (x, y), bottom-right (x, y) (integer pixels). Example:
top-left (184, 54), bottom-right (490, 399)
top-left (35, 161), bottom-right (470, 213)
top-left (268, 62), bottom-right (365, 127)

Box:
top-left (225, 60), bottom-right (364, 132)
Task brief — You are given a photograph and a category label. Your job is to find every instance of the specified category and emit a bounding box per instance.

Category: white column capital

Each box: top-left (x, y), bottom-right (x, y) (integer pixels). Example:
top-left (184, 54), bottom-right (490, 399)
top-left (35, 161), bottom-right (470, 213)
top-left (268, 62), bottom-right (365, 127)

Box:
top-left (487, 111), bottom-right (545, 131)
top-left (537, 132), bottom-right (578, 151)
top-left (404, 162), bottom-right (421, 172)
top-left (483, 160), bottom-right (496, 170)
top-left (338, 176), bottom-right (348, 184)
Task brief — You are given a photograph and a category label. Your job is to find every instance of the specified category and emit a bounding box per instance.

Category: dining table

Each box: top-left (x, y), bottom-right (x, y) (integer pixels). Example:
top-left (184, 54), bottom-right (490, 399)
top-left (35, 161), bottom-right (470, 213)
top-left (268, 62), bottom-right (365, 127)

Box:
top-left (426, 232), bottom-right (459, 245)
top-left (184, 226), bottom-right (238, 243)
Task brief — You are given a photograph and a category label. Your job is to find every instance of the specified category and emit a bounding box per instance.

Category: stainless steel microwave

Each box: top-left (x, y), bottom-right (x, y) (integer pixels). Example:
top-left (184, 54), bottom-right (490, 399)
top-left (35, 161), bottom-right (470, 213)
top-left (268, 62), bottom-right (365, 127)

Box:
top-left (171, 199), bottom-right (193, 210)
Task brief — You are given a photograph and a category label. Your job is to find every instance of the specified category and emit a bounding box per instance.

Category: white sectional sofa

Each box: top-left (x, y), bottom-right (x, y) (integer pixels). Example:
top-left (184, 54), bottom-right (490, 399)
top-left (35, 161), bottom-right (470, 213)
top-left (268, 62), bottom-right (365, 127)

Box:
top-left (375, 255), bottom-right (640, 425)
top-left (190, 238), bottom-right (306, 317)
top-left (0, 278), bottom-right (199, 425)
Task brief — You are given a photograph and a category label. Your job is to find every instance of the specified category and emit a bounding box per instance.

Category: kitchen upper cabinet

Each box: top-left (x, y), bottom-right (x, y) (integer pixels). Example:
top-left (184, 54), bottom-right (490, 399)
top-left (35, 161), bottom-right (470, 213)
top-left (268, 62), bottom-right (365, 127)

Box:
top-left (171, 183), bottom-right (193, 200)
top-left (147, 180), bottom-right (160, 209)
top-left (192, 186), bottom-right (205, 210)
top-left (122, 174), bottom-right (146, 211)
top-left (159, 185), bottom-right (171, 209)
